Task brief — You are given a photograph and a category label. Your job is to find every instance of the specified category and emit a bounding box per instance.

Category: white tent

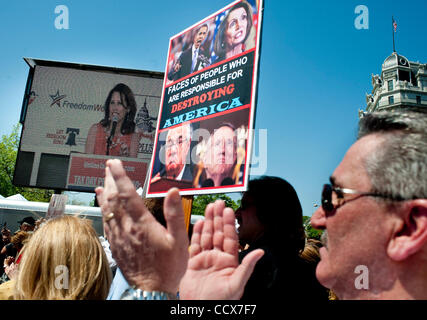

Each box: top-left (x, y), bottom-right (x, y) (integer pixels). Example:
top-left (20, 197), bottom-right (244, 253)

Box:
top-left (5, 194), bottom-right (28, 201)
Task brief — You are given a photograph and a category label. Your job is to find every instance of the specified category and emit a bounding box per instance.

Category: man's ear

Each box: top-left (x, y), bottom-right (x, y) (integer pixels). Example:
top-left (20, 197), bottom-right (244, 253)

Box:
top-left (387, 200), bottom-right (427, 261)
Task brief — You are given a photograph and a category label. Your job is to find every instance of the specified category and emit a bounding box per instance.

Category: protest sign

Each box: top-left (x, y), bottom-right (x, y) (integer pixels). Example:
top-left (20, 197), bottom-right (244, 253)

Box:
top-left (147, 0), bottom-right (263, 196)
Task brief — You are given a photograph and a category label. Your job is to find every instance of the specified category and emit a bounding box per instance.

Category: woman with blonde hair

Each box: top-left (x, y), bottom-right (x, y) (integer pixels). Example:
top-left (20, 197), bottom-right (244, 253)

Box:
top-left (14, 215), bottom-right (112, 300)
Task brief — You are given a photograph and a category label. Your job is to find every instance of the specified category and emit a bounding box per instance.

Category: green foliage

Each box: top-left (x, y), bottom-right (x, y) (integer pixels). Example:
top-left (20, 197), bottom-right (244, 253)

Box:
top-left (192, 194), bottom-right (240, 216)
top-left (0, 124), bottom-right (53, 202)
top-left (0, 124), bottom-right (20, 197)
top-left (303, 215), bottom-right (323, 240)
top-left (89, 198), bottom-right (95, 207)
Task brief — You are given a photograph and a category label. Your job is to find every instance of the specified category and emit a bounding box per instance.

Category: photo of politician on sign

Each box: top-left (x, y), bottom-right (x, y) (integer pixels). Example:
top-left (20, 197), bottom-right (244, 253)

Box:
top-left (213, 0), bottom-right (255, 63)
top-left (150, 123), bottom-right (193, 183)
top-left (147, 0), bottom-right (263, 196)
top-left (167, 24), bottom-right (211, 83)
top-left (193, 110), bottom-right (249, 188)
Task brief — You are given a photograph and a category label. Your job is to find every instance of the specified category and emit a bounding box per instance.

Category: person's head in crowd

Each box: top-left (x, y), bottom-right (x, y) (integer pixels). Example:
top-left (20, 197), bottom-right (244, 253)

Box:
top-left (144, 198), bottom-right (166, 227)
top-left (214, 0), bottom-right (253, 60)
top-left (192, 24), bottom-right (209, 50)
top-left (2, 234), bottom-right (10, 246)
top-left (11, 231), bottom-right (30, 253)
top-left (235, 176), bottom-right (305, 255)
top-left (300, 239), bottom-right (323, 264)
top-left (164, 123), bottom-right (192, 179)
top-left (1, 224), bottom-right (11, 238)
top-left (203, 123), bottom-right (237, 186)
top-left (311, 110), bottom-right (427, 300)
top-left (18, 217), bottom-right (36, 232)
top-left (100, 83), bottom-right (137, 135)
top-left (14, 215), bottom-right (112, 300)
top-left (34, 218), bottom-right (47, 231)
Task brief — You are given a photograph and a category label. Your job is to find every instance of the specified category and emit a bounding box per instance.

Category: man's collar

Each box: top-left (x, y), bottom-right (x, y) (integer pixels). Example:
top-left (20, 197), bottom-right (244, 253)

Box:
top-left (176, 164), bottom-right (186, 180)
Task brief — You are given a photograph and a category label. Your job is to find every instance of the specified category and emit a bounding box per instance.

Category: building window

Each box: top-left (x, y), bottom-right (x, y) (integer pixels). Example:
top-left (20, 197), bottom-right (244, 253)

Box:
top-left (398, 70), bottom-right (410, 82)
top-left (411, 72), bottom-right (417, 86)
top-left (388, 80), bottom-right (393, 91)
top-left (388, 96), bottom-right (394, 105)
top-left (416, 96), bottom-right (421, 104)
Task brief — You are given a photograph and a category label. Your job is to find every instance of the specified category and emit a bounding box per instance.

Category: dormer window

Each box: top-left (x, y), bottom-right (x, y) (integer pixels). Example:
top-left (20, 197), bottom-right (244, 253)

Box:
top-left (398, 70), bottom-right (410, 82)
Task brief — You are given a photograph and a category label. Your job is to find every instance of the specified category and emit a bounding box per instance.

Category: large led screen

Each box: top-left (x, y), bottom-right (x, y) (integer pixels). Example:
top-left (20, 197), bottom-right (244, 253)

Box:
top-left (14, 60), bottom-right (163, 192)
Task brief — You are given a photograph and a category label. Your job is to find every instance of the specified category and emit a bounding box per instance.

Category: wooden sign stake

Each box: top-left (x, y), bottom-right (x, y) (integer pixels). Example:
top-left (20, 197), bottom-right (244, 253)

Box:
top-left (182, 195), bottom-right (193, 233)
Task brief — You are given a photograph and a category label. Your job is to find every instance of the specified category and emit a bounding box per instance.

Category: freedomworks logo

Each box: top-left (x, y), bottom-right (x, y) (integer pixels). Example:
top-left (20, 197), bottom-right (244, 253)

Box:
top-left (49, 90), bottom-right (104, 112)
top-left (50, 90), bottom-right (66, 107)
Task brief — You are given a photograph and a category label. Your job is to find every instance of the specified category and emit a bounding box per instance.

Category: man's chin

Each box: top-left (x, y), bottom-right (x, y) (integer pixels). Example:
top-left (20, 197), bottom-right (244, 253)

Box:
top-left (315, 249), bottom-right (335, 289)
top-left (213, 165), bottom-right (233, 175)
top-left (166, 165), bottom-right (181, 178)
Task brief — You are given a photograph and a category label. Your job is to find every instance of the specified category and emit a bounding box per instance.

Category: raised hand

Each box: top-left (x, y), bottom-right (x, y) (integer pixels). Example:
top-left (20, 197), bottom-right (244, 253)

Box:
top-left (179, 200), bottom-right (264, 300)
top-left (96, 159), bottom-right (189, 294)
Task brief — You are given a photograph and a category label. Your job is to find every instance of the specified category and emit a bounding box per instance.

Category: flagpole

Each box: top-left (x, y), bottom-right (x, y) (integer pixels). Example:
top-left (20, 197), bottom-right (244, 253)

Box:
top-left (392, 16), bottom-right (396, 52)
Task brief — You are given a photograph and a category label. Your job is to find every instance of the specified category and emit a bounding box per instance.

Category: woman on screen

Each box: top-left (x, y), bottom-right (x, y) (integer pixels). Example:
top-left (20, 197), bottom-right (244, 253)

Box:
top-left (213, 0), bottom-right (254, 62)
top-left (85, 83), bottom-right (139, 157)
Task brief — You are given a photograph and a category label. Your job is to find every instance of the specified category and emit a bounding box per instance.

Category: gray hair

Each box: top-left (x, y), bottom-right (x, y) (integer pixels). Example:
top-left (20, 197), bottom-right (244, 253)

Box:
top-left (166, 122), bottom-right (192, 142)
top-left (358, 110), bottom-right (427, 200)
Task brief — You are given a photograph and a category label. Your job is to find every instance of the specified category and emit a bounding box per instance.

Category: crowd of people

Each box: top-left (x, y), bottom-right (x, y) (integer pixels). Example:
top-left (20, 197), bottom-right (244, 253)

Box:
top-left (0, 109), bottom-right (425, 301)
top-left (0, 217), bottom-right (35, 288)
top-left (98, 109), bottom-right (427, 300)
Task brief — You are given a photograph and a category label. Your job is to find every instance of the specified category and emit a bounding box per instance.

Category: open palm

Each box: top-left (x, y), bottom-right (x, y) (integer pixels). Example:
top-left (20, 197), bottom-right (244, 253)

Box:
top-left (180, 201), bottom-right (264, 300)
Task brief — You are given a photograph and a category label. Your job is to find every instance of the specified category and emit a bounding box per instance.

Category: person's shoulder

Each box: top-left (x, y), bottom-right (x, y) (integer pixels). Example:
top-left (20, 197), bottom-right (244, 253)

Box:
top-left (88, 122), bottom-right (102, 132)
top-left (181, 46), bottom-right (192, 56)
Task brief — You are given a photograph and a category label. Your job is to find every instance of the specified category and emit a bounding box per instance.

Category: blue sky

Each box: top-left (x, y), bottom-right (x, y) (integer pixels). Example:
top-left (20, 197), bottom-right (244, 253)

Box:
top-left (1, 0), bottom-right (426, 216)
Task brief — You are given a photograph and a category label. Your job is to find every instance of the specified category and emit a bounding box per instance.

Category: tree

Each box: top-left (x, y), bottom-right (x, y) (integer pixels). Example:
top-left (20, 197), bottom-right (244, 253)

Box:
top-left (192, 194), bottom-right (239, 216)
top-left (0, 124), bottom-right (53, 202)
top-left (303, 215), bottom-right (323, 240)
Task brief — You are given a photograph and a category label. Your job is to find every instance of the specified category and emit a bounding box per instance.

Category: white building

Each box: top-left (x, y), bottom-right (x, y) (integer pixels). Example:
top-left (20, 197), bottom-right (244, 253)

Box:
top-left (360, 52), bottom-right (427, 117)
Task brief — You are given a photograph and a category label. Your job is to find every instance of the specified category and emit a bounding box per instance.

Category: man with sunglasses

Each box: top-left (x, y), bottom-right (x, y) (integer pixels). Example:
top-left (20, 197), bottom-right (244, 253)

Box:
top-left (311, 110), bottom-right (427, 299)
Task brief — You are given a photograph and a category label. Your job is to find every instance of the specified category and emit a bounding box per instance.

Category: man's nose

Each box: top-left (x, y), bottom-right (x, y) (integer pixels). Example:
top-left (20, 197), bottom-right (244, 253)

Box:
top-left (167, 143), bottom-right (178, 155)
top-left (219, 139), bottom-right (226, 150)
top-left (310, 207), bottom-right (327, 230)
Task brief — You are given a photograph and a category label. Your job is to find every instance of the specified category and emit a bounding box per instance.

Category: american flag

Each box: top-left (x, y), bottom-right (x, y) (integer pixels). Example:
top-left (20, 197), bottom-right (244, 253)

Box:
top-left (393, 18), bottom-right (397, 32)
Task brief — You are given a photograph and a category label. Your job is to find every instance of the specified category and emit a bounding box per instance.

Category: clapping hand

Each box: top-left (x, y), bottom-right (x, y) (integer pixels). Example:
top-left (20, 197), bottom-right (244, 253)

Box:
top-left (96, 159), bottom-right (189, 294)
top-left (179, 200), bottom-right (264, 300)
